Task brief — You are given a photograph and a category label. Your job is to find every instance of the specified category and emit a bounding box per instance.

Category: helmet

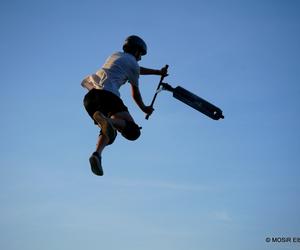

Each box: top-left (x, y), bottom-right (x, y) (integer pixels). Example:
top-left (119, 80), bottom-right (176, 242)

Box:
top-left (123, 35), bottom-right (147, 55)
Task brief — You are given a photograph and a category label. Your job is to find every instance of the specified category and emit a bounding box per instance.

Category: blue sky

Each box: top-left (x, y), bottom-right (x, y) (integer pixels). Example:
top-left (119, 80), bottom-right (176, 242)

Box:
top-left (0, 0), bottom-right (299, 249)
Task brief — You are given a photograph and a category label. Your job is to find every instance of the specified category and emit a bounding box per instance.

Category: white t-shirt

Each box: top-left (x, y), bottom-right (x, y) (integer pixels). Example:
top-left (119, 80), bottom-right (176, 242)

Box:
top-left (81, 52), bottom-right (140, 97)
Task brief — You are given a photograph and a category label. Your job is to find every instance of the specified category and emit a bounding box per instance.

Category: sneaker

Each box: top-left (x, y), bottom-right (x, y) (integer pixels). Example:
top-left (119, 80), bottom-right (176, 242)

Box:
top-left (93, 111), bottom-right (116, 144)
top-left (89, 152), bottom-right (103, 176)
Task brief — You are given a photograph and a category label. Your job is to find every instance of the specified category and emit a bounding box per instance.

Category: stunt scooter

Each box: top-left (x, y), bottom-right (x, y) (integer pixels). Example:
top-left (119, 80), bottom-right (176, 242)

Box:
top-left (146, 65), bottom-right (224, 120)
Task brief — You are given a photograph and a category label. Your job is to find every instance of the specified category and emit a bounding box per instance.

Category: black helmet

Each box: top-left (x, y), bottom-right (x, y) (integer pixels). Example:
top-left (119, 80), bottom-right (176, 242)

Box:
top-left (123, 35), bottom-right (147, 55)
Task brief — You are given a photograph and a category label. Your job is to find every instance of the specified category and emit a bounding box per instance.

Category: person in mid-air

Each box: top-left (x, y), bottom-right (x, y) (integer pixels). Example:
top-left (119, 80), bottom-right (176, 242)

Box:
top-left (81, 35), bottom-right (168, 176)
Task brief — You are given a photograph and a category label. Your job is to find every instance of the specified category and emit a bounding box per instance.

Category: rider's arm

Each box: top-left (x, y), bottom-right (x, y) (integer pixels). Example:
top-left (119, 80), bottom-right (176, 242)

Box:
top-left (130, 84), bottom-right (153, 115)
top-left (140, 66), bottom-right (168, 77)
top-left (140, 67), bottom-right (160, 75)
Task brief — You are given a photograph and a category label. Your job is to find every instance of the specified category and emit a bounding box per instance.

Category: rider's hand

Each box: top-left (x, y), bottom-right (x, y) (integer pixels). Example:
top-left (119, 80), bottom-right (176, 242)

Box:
top-left (143, 106), bottom-right (154, 115)
top-left (160, 65), bottom-right (169, 77)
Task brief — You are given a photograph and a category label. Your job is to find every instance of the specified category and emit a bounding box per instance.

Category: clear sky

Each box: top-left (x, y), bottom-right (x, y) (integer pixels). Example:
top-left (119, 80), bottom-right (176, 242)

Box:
top-left (0, 0), bottom-right (299, 249)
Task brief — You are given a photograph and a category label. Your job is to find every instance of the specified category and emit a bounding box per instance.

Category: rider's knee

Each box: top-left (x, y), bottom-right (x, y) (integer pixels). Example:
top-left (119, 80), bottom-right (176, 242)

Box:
top-left (121, 121), bottom-right (141, 141)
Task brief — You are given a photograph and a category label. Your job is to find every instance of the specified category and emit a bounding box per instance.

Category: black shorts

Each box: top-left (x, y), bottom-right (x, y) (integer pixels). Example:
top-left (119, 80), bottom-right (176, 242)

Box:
top-left (83, 89), bottom-right (129, 122)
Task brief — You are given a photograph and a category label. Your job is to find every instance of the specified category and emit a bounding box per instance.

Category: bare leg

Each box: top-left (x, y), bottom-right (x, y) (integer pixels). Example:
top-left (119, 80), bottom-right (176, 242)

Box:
top-left (94, 111), bottom-right (134, 156)
top-left (89, 111), bottom-right (136, 176)
top-left (95, 134), bottom-right (109, 156)
top-left (110, 111), bottom-right (134, 132)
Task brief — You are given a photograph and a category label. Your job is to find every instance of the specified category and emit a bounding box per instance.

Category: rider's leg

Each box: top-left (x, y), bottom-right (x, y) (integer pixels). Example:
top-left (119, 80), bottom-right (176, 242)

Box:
top-left (94, 111), bottom-right (138, 155)
top-left (94, 111), bottom-right (133, 155)
top-left (90, 110), bottom-right (140, 176)
top-left (95, 133), bottom-right (110, 155)
top-left (110, 111), bottom-right (141, 141)
top-left (110, 111), bottom-right (135, 131)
